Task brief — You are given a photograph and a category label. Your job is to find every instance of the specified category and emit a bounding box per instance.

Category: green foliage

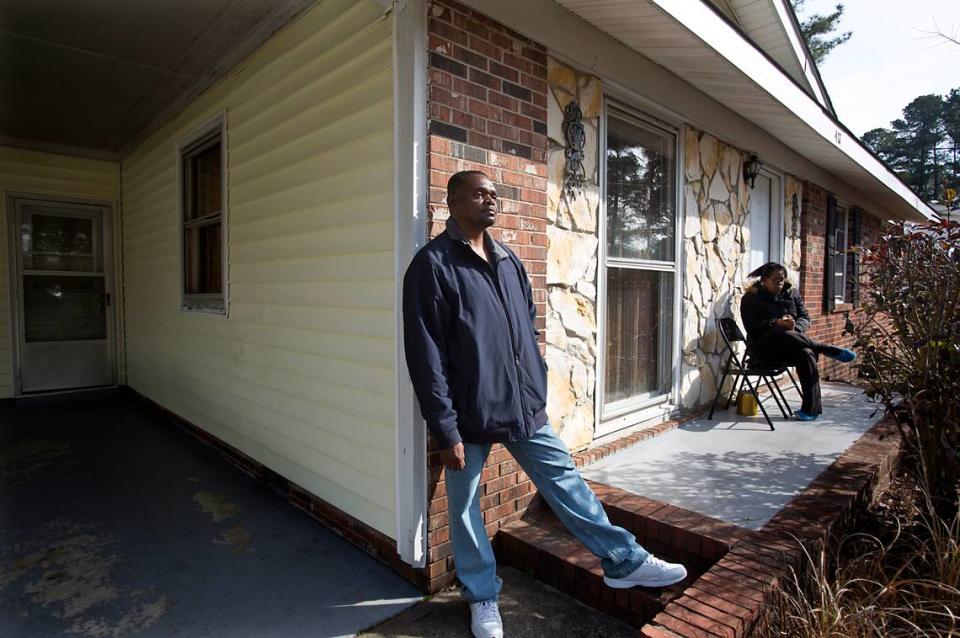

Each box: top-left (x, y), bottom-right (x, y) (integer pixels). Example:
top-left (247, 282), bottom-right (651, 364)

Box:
top-left (790, 0), bottom-right (852, 64)
top-left (863, 90), bottom-right (960, 205)
top-left (855, 221), bottom-right (960, 514)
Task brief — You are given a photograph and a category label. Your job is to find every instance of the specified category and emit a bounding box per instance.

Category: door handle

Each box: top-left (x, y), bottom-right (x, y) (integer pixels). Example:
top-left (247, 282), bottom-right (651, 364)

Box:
top-left (104, 293), bottom-right (111, 307)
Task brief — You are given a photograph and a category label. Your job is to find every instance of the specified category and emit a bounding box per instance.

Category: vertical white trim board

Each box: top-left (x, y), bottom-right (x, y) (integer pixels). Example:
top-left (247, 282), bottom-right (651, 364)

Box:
top-left (393, 0), bottom-right (429, 568)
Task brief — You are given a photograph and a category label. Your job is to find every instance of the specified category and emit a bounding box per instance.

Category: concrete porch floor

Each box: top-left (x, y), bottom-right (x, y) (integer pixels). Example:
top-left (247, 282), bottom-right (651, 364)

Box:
top-left (0, 393), bottom-right (421, 638)
top-left (581, 382), bottom-right (883, 529)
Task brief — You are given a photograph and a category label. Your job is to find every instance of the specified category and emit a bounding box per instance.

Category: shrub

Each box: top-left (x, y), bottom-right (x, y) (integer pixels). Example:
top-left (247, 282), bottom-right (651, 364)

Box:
top-left (854, 220), bottom-right (960, 515)
top-left (760, 478), bottom-right (960, 637)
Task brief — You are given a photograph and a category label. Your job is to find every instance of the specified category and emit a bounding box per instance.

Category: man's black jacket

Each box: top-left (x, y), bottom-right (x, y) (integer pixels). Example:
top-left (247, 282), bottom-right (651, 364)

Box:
top-left (740, 282), bottom-right (811, 341)
top-left (402, 219), bottom-right (548, 449)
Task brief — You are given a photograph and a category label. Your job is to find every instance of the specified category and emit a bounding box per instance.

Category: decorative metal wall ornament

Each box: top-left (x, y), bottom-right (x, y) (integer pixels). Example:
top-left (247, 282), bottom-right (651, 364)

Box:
top-left (791, 192), bottom-right (801, 237)
top-left (562, 100), bottom-right (586, 198)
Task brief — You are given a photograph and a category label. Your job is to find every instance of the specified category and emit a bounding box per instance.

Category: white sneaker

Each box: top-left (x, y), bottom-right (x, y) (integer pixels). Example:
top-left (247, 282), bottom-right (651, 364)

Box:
top-left (469, 600), bottom-right (503, 638)
top-left (603, 555), bottom-right (687, 589)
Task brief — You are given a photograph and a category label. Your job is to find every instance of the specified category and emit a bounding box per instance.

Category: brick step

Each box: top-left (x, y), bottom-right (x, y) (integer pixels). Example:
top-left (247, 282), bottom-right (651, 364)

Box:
top-left (585, 480), bottom-right (750, 572)
top-left (496, 514), bottom-right (701, 628)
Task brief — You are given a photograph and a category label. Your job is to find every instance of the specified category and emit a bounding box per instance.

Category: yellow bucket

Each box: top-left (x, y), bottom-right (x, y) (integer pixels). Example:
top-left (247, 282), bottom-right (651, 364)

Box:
top-left (737, 390), bottom-right (758, 416)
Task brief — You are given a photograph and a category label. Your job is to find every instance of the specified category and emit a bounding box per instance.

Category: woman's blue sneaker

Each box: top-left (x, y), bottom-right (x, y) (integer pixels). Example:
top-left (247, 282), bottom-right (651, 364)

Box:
top-left (795, 411), bottom-right (818, 421)
top-left (827, 348), bottom-right (857, 363)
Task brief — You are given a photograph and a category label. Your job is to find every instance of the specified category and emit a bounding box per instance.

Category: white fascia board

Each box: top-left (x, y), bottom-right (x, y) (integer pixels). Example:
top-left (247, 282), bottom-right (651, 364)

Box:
top-left (649, 0), bottom-right (934, 221)
top-left (768, 0), bottom-right (828, 107)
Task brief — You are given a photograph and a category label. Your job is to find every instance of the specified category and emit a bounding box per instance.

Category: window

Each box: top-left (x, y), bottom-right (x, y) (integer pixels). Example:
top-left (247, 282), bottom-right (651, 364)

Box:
top-left (600, 107), bottom-right (677, 418)
top-left (832, 204), bottom-right (848, 302)
top-left (824, 196), bottom-right (861, 309)
top-left (180, 120), bottom-right (226, 314)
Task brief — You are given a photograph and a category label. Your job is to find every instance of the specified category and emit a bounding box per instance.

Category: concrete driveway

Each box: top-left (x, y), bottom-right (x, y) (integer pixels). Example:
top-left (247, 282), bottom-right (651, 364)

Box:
top-left (0, 393), bottom-right (421, 638)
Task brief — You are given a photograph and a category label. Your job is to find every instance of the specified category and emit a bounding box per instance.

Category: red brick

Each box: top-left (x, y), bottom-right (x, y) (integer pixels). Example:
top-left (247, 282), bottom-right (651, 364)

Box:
top-left (468, 35), bottom-right (502, 61)
top-left (673, 595), bottom-right (742, 634)
top-left (484, 472), bottom-right (518, 494)
top-left (488, 59), bottom-right (520, 83)
top-left (483, 500), bottom-right (517, 524)
top-left (502, 51), bottom-right (547, 78)
top-left (429, 17), bottom-right (468, 46)
top-left (452, 44), bottom-right (488, 70)
top-left (488, 90), bottom-right (519, 112)
top-left (653, 611), bottom-right (718, 638)
top-left (469, 67), bottom-right (500, 91)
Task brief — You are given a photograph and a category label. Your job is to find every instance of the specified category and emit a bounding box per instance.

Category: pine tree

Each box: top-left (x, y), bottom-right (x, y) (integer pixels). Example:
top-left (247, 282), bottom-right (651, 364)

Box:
top-left (791, 0), bottom-right (853, 64)
top-left (863, 90), bottom-right (960, 204)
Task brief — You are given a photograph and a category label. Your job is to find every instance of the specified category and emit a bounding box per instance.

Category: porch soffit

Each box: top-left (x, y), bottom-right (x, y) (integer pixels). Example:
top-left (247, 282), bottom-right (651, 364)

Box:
top-left (0, 0), bottom-right (316, 161)
top-left (553, 0), bottom-right (934, 222)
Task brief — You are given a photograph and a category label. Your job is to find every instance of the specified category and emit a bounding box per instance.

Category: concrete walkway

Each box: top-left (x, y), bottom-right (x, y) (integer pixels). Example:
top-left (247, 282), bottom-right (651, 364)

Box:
top-left (361, 567), bottom-right (634, 638)
top-left (0, 393), bottom-right (421, 638)
top-left (582, 383), bottom-right (882, 529)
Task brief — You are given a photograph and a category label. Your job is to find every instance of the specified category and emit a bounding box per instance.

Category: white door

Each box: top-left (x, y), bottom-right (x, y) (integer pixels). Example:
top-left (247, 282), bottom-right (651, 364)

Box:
top-left (748, 170), bottom-right (783, 273)
top-left (11, 197), bottom-right (115, 393)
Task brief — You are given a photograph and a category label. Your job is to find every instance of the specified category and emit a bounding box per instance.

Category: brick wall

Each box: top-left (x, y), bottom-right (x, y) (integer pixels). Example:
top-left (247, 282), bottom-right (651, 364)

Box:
top-left (799, 181), bottom-right (883, 381)
top-left (422, 0), bottom-right (549, 592)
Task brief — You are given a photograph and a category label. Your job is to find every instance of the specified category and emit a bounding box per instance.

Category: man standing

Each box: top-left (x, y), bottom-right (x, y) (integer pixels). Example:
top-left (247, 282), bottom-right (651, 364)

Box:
top-left (403, 171), bottom-right (686, 638)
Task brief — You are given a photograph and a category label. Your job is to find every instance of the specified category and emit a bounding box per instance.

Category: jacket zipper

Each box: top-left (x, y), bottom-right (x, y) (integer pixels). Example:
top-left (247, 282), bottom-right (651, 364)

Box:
top-left (478, 253), bottom-right (529, 428)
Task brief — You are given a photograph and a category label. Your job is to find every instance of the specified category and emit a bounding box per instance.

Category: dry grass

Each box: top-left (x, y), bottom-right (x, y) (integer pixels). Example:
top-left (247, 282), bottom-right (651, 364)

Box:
top-left (759, 478), bottom-right (960, 638)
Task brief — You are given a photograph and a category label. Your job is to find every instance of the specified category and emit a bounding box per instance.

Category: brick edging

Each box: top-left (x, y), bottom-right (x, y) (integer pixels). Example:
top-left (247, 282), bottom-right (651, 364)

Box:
top-left (573, 418), bottom-right (686, 468)
top-left (642, 414), bottom-right (903, 637)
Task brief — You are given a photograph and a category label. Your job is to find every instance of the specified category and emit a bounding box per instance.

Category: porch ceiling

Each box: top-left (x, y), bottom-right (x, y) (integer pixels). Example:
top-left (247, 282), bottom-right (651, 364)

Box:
top-left (553, 0), bottom-right (934, 222)
top-left (0, 0), bottom-right (315, 161)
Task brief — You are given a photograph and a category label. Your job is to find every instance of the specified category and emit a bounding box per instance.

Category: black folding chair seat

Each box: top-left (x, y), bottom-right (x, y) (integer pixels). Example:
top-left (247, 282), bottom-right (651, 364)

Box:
top-left (707, 317), bottom-right (801, 430)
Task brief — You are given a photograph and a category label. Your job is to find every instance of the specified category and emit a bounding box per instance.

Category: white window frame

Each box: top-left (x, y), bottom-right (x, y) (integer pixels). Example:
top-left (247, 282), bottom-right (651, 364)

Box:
top-left (177, 114), bottom-right (228, 316)
top-left (596, 102), bottom-right (682, 435)
top-left (833, 203), bottom-right (849, 302)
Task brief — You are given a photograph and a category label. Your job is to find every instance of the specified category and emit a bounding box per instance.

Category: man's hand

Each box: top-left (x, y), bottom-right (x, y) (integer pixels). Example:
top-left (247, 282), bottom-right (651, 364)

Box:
top-left (775, 315), bottom-right (796, 330)
top-left (439, 442), bottom-right (466, 471)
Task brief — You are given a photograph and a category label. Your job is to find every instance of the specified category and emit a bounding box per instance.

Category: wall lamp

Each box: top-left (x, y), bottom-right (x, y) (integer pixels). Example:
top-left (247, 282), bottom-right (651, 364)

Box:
top-left (743, 153), bottom-right (762, 189)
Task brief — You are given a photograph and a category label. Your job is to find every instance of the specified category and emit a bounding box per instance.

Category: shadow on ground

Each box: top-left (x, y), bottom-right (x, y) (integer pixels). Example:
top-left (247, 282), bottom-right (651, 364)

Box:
top-left (0, 393), bottom-right (421, 638)
top-left (583, 384), bottom-right (884, 528)
top-left (361, 567), bottom-right (635, 638)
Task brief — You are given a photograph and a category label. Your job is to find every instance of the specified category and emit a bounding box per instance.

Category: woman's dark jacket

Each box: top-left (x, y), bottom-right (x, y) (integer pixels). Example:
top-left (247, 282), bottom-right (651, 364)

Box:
top-left (740, 282), bottom-right (811, 341)
top-left (402, 219), bottom-right (548, 449)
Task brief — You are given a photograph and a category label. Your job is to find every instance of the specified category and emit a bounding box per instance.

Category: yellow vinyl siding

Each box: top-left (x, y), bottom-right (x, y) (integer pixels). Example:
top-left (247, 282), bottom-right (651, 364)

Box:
top-left (121, 0), bottom-right (397, 536)
top-left (0, 147), bottom-right (121, 398)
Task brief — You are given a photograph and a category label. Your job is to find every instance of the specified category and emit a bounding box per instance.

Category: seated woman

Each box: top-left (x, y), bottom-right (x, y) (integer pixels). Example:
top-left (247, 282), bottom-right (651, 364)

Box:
top-left (740, 262), bottom-right (856, 421)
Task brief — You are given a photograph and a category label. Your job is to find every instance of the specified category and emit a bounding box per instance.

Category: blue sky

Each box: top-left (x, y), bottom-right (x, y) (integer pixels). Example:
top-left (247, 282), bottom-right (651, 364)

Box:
top-left (800, 0), bottom-right (959, 136)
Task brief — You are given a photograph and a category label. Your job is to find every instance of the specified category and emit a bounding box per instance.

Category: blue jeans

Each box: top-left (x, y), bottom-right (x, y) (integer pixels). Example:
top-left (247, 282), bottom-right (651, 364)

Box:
top-left (444, 423), bottom-right (650, 602)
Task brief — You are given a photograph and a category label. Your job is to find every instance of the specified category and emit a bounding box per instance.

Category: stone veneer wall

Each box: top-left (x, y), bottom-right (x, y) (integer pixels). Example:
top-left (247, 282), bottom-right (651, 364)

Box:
top-left (783, 175), bottom-right (803, 281)
top-left (680, 129), bottom-right (747, 410)
top-left (680, 129), bottom-right (804, 410)
top-left (543, 58), bottom-right (602, 452)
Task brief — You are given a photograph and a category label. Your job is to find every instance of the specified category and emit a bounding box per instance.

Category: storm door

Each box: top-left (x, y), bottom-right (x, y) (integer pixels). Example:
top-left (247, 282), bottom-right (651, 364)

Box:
top-left (747, 169), bottom-right (783, 274)
top-left (10, 197), bottom-right (115, 393)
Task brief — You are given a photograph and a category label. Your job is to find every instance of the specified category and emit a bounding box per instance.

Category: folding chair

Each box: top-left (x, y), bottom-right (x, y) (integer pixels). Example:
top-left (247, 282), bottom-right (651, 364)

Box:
top-left (707, 317), bottom-right (800, 430)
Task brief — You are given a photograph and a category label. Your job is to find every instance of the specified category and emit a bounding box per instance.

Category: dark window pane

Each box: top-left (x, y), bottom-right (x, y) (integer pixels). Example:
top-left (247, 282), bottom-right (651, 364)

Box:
top-left (185, 141), bottom-right (221, 221)
top-left (604, 268), bottom-right (674, 405)
top-left (184, 222), bottom-right (222, 294)
top-left (23, 275), bottom-right (106, 342)
top-left (23, 214), bottom-right (99, 272)
top-left (606, 114), bottom-right (676, 262)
